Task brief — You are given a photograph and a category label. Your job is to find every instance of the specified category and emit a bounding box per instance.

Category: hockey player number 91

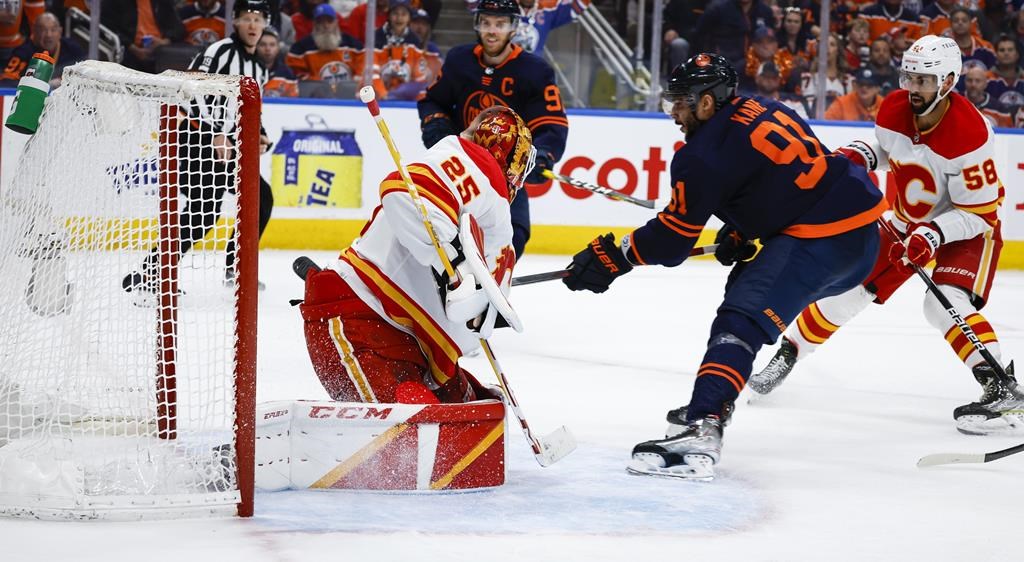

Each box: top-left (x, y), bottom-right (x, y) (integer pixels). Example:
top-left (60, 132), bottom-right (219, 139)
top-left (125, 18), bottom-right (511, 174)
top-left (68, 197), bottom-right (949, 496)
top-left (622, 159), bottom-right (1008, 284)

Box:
top-left (749, 110), bottom-right (827, 190)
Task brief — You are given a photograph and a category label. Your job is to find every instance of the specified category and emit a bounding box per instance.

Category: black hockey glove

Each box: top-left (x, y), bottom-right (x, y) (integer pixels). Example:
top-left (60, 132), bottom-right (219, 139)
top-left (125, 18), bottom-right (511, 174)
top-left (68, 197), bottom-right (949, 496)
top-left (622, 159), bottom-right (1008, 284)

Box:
top-left (713, 225), bottom-right (758, 266)
top-left (421, 115), bottom-right (457, 148)
top-left (525, 152), bottom-right (553, 184)
top-left (563, 233), bottom-right (633, 293)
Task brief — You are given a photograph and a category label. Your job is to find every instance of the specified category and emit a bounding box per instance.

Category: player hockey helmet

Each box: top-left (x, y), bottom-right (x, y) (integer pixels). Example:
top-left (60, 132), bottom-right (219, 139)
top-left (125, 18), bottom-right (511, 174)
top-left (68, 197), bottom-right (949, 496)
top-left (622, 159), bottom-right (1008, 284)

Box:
top-left (900, 35), bottom-right (961, 115)
top-left (662, 53), bottom-right (738, 113)
top-left (468, 106), bottom-right (537, 199)
top-left (234, 0), bottom-right (271, 21)
top-left (474, 0), bottom-right (520, 27)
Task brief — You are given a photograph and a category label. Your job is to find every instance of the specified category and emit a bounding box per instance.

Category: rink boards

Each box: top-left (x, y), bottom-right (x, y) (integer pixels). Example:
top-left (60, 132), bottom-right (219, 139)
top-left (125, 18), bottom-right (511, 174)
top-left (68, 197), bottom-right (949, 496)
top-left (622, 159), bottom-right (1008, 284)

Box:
top-left (2, 94), bottom-right (1022, 268)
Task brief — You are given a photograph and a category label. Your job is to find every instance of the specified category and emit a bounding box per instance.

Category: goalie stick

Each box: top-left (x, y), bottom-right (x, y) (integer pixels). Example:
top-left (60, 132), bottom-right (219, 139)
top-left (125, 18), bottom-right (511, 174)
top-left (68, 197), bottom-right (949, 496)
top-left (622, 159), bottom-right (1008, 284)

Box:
top-left (917, 442), bottom-right (1024, 467)
top-left (359, 88), bottom-right (575, 467)
top-left (542, 169), bottom-right (660, 209)
top-left (511, 244), bottom-right (720, 287)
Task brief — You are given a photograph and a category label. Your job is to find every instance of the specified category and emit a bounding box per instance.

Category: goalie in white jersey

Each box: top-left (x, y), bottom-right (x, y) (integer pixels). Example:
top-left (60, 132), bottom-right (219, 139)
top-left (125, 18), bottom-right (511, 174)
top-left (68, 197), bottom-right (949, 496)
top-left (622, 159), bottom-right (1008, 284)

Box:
top-left (749, 35), bottom-right (1022, 435)
top-left (298, 106), bottom-right (534, 404)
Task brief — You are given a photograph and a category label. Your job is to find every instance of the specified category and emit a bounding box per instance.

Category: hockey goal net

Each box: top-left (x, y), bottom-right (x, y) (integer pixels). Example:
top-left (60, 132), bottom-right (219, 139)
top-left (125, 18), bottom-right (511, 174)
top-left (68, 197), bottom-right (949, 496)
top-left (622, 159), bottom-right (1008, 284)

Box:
top-left (0, 61), bottom-right (259, 519)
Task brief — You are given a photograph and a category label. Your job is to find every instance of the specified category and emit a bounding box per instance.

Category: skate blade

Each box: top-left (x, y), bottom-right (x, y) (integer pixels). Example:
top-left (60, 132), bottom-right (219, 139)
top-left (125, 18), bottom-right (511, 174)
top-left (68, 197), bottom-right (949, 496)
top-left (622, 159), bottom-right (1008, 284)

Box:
top-left (625, 454), bottom-right (715, 481)
top-left (955, 413), bottom-right (1024, 436)
top-left (746, 387), bottom-right (775, 405)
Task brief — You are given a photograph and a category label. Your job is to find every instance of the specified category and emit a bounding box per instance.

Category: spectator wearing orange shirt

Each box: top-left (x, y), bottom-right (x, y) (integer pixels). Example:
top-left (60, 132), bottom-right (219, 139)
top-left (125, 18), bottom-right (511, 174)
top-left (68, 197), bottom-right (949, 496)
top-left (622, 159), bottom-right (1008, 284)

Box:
top-left (743, 26), bottom-right (793, 91)
top-left (286, 3), bottom-right (364, 81)
top-left (179, 0), bottom-right (226, 47)
top-left (2, 12), bottom-right (84, 86)
top-left (859, 0), bottom-right (922, 42)
top-left (778, 6), bottom-right (812, 72)
top-left (0, 0), bottom-right (44, 59)
top-left (824, 66), bottom-right (882, 121)
top-left (343, 0), bottom-right (388, 44)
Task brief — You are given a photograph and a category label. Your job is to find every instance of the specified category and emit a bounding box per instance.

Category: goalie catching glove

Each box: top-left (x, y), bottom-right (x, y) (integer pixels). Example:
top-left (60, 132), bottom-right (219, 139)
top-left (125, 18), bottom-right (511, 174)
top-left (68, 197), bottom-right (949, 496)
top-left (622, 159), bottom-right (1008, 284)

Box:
top-left (563, 233), bottom-right (633, 293)
top-left (888, 221), bottom-right (943, 275)
top-left (442, 213), bottom-right (522, 338)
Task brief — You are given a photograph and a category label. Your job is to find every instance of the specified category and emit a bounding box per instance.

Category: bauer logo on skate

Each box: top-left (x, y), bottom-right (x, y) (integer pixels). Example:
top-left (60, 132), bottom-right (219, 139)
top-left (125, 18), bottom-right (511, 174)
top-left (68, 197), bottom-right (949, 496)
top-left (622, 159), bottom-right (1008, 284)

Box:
top-left (308, 405), bottom-right (394, 419)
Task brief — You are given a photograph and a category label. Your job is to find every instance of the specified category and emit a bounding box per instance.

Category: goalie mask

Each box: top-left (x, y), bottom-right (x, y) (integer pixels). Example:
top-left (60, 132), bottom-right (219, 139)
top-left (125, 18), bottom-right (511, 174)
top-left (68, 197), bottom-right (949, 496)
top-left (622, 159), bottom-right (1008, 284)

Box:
top-left (466, 106), bottom-right (536, 201)
top-left (899, 35), bottom-right (961, 116)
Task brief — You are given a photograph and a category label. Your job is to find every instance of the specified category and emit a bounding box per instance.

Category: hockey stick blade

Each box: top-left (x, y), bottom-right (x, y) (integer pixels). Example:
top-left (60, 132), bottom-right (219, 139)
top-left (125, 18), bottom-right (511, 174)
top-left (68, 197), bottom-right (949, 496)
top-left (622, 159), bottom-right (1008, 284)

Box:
top-left (293, 256), bottom-right (321, 281)
top-left (542, 170), bottom-right (658, 209)
top-left (918, 442), bottom-right (1024, 467)
top-left (535, 425), bottom-right (577, 467)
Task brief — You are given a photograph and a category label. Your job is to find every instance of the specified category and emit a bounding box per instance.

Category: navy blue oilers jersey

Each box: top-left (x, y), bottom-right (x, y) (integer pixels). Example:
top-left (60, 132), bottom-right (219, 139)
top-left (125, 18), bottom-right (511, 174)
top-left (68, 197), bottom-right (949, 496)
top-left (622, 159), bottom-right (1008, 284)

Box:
top-left (417, 43), bottom-right (568, 162)
top-left (627, 96), bottom-right (888, 267)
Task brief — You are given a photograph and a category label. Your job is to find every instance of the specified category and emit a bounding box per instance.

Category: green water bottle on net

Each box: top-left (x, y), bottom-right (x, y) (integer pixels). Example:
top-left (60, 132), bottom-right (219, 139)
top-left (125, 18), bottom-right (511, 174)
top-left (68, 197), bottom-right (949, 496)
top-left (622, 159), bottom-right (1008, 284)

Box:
top-left (6, 51), bottom-right (56, 135)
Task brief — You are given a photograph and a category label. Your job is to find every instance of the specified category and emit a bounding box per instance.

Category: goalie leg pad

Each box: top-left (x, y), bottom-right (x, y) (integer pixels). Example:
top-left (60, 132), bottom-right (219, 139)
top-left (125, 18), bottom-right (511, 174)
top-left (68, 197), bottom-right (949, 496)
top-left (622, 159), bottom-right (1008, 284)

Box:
top-left (300, 268), bottom-right (431, 404)
top-left (255, 399), bottom-right (508, 491)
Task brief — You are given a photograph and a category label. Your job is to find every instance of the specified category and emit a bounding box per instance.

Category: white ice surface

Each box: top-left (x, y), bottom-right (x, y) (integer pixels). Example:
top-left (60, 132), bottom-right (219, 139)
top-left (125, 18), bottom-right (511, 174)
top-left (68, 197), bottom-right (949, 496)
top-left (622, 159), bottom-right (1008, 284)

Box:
top-left (4, 250), bottom-right (1023, 562)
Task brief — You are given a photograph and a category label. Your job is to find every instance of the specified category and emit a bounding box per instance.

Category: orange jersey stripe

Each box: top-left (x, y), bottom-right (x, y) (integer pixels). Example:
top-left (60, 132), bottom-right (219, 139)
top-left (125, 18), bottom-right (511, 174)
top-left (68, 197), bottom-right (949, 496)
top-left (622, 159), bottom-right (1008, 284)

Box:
top-left (698, 363), bottom-right (745, 393)
top-left (783, 197), bottom-right (888, 238)
top-left (527, 116), bottom-right (570, 129)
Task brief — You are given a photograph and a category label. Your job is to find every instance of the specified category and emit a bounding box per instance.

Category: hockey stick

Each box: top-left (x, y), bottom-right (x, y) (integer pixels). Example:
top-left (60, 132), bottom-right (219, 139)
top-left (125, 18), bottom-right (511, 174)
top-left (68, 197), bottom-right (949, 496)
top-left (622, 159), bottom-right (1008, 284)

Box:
top-left (359, 88), bottom-right (575, 467)
top-left (917, 442), bottom-right (1024, 467)
top-left (877, 219), bottom-right (1012, 383)
top-left (511, 243), bottom-right (720, 287)
top-left (541, 169), bottom-right (660, 209)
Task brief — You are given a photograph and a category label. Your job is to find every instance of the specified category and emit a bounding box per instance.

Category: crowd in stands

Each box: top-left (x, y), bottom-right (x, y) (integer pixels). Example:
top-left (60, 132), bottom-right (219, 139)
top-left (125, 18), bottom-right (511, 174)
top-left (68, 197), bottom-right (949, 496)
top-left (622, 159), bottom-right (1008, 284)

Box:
top-left (661, 0), bottom-right (1024, 126)
top-left (0, 0), bottom-right (1021, 126)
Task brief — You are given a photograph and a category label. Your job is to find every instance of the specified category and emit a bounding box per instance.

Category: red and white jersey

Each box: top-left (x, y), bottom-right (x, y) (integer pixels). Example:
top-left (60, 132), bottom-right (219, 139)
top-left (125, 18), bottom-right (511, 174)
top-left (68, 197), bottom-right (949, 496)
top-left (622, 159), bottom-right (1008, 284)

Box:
top-left (332, 135), bottom-right (516, 361)
top-left (874, 90), bottom-right (1004, 242)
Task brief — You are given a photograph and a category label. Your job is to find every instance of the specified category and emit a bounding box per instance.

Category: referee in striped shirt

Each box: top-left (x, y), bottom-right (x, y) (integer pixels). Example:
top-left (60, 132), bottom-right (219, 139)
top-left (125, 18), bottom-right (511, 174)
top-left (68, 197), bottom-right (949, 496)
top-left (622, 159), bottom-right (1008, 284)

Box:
top-left (124, 0), bottom-right (275, 296)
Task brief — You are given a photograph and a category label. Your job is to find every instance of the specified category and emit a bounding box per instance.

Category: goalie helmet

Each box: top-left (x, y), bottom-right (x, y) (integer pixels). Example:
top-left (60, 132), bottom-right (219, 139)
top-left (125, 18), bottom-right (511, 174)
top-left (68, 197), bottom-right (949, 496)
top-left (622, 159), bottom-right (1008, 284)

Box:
top-left (662, 53), bottom-right (737, 113)
top-left (467, 106), bottom-right (536, 200)
top-left (900, 35), bottom-right (962, 115)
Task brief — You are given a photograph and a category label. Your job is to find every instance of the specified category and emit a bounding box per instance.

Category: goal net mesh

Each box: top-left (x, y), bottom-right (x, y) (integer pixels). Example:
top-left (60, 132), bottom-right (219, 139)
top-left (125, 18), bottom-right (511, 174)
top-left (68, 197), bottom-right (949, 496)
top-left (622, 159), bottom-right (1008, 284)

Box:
top-left (0, 61), bottom-right (256, 519)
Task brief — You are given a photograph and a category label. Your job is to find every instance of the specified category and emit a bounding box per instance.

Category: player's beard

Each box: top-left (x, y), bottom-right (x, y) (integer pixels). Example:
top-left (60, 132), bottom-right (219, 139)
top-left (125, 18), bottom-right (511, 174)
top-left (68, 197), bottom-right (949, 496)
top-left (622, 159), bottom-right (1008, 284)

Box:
top-left (908, 90), bottom-right (936, 115)
top-left (313, 28), bottom-right (342, 52)
top-left (478, 31), bottom-right (513, 59)
top-left (676, 111), bottom-right (702, 140)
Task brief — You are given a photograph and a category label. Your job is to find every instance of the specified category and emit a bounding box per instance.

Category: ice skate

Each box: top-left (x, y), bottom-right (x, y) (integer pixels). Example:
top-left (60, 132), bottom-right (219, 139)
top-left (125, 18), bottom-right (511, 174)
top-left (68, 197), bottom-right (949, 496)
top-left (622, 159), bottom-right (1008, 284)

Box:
top-left (628, 415), bottom-right (723, 481)
top-left (748, 338), bottom-right (797, 397)
top-left (664, 401), bottom-right (733, 438)
top-left (954, 362), bottom-right (1024, 435)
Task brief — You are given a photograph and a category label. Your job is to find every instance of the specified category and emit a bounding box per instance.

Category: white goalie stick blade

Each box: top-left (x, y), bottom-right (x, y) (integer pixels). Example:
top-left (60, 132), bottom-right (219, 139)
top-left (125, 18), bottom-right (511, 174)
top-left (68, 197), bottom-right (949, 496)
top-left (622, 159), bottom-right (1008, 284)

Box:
top-left (626, 454), bottom-right (715, 481)
top-left (535, 425), bottom-right (577, 467)
top-left (917, 442), bottom-right (1024, 468)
